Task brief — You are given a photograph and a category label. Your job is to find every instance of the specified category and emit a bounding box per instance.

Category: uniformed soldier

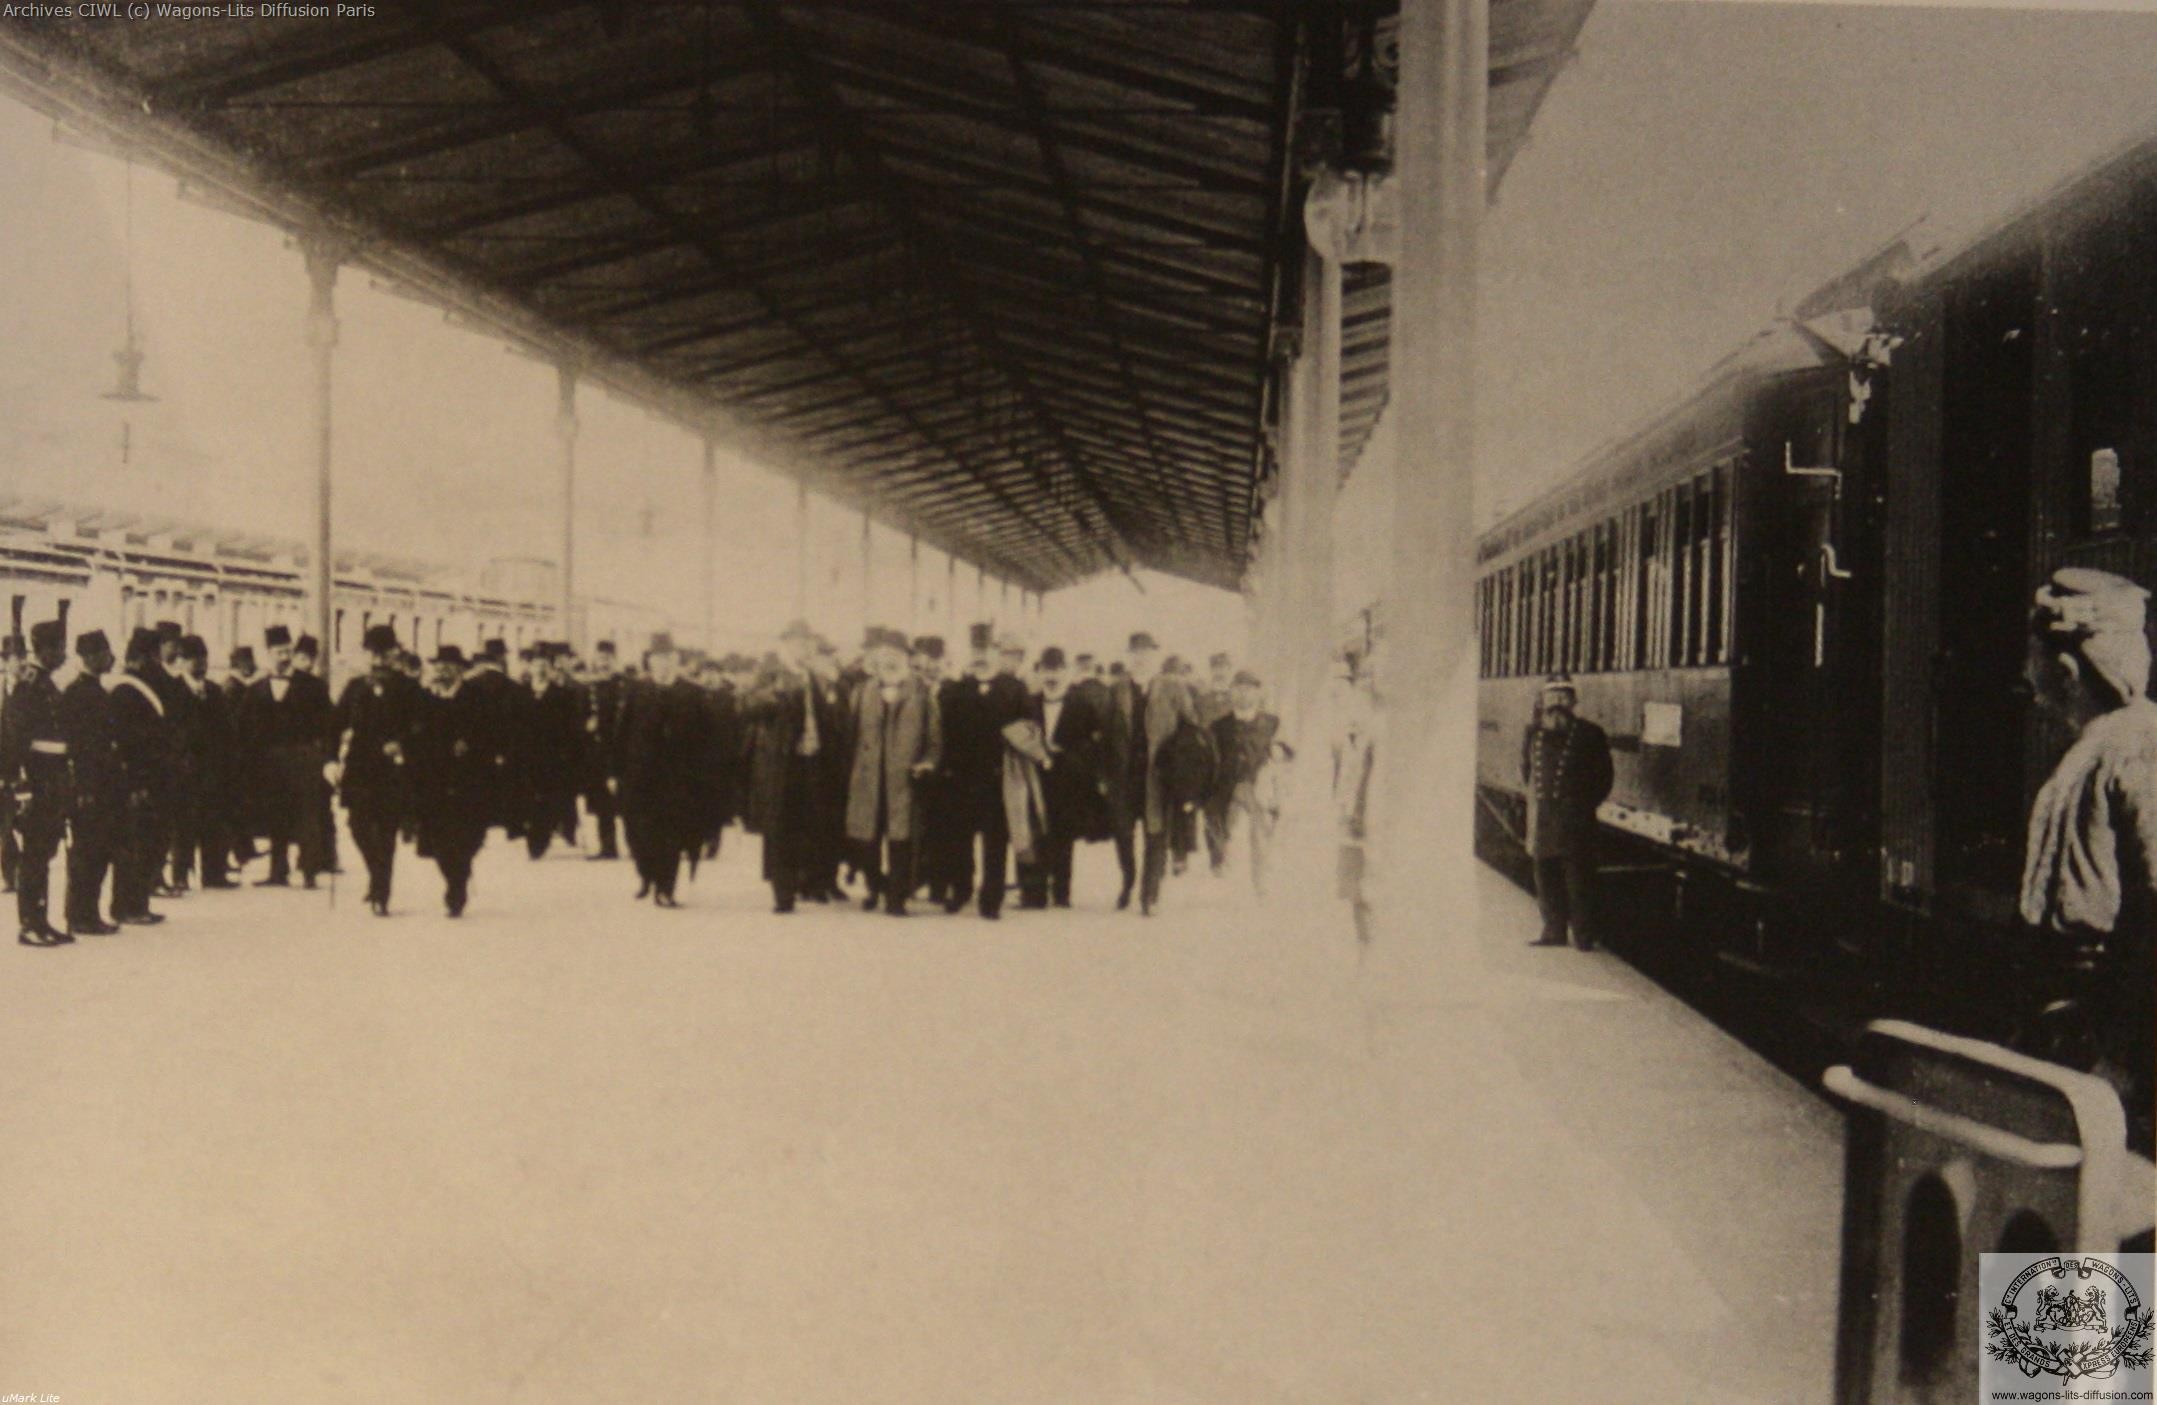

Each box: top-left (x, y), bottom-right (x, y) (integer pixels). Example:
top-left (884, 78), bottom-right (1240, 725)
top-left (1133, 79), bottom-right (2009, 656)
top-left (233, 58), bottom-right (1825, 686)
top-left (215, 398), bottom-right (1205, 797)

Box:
top-left (151, 620), bottom-right (193, 898)
top-left (1520, 674), bottom-right (1615, 950)
top-left (59, 629), bottom-right (122, 937)
top-left (328, 624), bottom-right (428, 916)
top-left (106, 627), bottom-right (172, 926)
top-left (0, 621), bottom-right (76, 945)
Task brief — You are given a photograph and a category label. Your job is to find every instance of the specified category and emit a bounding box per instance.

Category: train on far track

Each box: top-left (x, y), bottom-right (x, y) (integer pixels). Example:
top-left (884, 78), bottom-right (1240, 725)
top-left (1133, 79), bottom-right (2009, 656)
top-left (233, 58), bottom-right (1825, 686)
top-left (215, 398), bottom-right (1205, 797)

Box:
top-left (1471, 127), bottom-right (2157, 1026)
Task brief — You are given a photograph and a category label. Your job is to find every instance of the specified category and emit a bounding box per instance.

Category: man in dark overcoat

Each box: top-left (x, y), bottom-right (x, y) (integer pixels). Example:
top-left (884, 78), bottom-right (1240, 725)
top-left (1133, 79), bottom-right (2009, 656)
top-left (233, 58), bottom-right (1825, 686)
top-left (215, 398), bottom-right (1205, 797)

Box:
top-left (329, 625), bottom-right (429, 916)
top-left (582, 639), bottom-right (626, 861)
top-left (1017, 647), bottom-right (1104, 910)
top-left (106, 627), bottom-right (172, 926)
top-left (414, 645), bottom-right (491, 917)
top-left (59, 630), bottom-right (123, 935)
top-left (937, 624), bottom-right (1030, 920)
top-left (170, 634), bottom-right (235, 890)
top-left (616, 633), bottom-right (713, 908)
top-left (1520, 674), bottom-right (1615, 950)
top-left (743, 621), bottom-right (847, 913)
top-left (222, 645), bottom-right (261, 867)
top-left (238, 624), bottom-right (334, 888)
top-left (1, 620), bottom-right (76, 944)
top-left (521, 643), bottom-right (583, 858)
top-left (460, 637), bottom-right (524, 838)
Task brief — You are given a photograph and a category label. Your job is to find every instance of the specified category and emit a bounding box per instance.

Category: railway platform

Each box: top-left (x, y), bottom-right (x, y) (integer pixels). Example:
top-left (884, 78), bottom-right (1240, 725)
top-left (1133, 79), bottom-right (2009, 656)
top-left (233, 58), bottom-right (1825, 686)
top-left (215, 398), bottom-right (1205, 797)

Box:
top-left (0, 834), bottom-right (1840, 1402)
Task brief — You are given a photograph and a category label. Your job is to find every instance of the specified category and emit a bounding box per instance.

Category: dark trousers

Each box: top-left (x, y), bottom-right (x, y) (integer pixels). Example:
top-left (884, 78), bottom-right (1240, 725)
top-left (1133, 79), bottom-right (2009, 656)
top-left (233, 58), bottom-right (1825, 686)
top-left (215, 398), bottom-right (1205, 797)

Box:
top-left (1018, 832), bottom-right (1075, 908)
top-left (1139, 826), bottom-right (1170, 909)
top-left (170, 786), bottom-right (228, 887)
top-left (349, 805), bottom-right (400, 904)
top-left (113, 799), bottom-right (163, 918)
top-left (432, 830), bottom-right (481, 912)
top-left (954, 799), bottom-right (1010, 916)
top-left (862, 838), bottom-right (915, 912)
top-left (1, 793), bottom-right (17, 890)
top-left (1113, 822), bottom-right (1138, 900)
top-left (624, 813), bottom-right (683, 897)
top-left (760, 758), bottom-right (818, 907)
top-left (14, 815), bottom-right (61, 931)
top-left (264, 748), bottom-right (328, 881)
top-left (587, 784), bottom-right (619, 856)
top-left (66, 823), bottom-right (113, 927)
top-left (1203, 802), bottom-right (1228, 873)
top-left (1532, 853), bottom-right (1596, 948)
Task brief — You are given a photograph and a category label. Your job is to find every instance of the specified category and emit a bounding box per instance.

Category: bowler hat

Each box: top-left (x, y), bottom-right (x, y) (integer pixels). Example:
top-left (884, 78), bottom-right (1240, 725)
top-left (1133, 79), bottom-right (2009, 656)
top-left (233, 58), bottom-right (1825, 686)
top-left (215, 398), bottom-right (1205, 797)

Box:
top-left (362, 624), bottom-right (399, 655)
top-left (911, 635), bottom-right (945, 660)
top-left (1127, 631), bottom-right (1158, 651)
top-left (264, 624), bottom-right (292, 648)
top-left (431, 644), bottom-right (467, 666)
top-left (595, 639), bottom-right (617, 655)
top-left (480, 637), bottom-right (507, 660)
top-left (28, 621), bottom-right (63, 654)
top-left (1038, 646), bottom-right (1068, 670)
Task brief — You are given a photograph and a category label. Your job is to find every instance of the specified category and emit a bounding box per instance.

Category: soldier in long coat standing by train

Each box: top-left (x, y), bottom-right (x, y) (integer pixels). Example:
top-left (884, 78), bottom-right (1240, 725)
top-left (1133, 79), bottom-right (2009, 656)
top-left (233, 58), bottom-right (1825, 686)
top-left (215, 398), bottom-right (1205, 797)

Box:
top-left (1521, 674), bottom-right (1615, 951)
top-left (239, 624), bottom-right (334, 888)
top-left (2, 621), bottom-right (76, 945)
top-left (328, 625), bottom-right (428, 917)
top-left (615, 633), bottom-right (712, 908)
top-left (414, 645), bottom-right (491, 918)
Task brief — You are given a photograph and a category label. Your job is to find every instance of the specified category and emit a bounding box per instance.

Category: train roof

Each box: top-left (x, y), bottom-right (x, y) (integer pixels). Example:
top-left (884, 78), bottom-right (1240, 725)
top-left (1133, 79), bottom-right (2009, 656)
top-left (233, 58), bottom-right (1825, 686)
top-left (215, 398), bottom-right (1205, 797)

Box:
top-left (1477, 321), bottom-right (1847, 565)
top-left (1885, 121), bottom-right (2157, 299)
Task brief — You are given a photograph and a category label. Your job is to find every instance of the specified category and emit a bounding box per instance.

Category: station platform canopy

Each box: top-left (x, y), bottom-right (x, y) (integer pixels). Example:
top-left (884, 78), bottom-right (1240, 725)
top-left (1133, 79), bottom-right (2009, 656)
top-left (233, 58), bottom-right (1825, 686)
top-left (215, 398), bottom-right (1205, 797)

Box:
top-left (0, 0), bottom-right (1591, 592)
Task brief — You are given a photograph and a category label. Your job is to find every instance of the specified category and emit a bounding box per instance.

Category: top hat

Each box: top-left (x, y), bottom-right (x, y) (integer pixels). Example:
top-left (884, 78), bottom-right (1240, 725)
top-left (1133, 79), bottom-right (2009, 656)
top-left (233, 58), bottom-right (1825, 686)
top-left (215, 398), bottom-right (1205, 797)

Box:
top-left (968, 622), bottom-right (994, 651)
top-left (28, 621), bottom-right (63, 654)
top-left (126, 626), bottom-right (162, 660)
top-left (647, 631), bottom-right (677, 656)
top-left (264, 624), bottom-right (293, 649)
top-left (361, 624), bottom-right (400, 656)
top-left (480, 637), bottom-right (507, 660)
top-left (179, 634), bottom-right (209, 661)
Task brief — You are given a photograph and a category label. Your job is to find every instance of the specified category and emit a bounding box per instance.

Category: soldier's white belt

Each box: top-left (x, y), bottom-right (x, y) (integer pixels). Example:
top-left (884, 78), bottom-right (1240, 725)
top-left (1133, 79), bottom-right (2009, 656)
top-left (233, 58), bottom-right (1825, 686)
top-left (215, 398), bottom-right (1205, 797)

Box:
top-left (29, 740), bottom-right (66, 755)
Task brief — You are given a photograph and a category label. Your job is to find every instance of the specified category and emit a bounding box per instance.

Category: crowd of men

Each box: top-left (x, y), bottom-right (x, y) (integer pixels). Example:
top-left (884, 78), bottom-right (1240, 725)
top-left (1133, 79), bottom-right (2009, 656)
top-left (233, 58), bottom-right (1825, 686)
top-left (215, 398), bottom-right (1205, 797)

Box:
top-left (0, 614), bottom-right (1289, 943)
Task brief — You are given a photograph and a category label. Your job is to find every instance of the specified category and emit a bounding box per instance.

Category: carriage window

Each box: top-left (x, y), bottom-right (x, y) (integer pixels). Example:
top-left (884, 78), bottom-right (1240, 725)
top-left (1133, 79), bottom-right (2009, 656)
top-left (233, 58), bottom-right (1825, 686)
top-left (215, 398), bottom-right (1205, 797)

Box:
top-left (1706, 466), bottom-right (1730, 664)
top-left (1634, 505), bottom-right (1656, 670)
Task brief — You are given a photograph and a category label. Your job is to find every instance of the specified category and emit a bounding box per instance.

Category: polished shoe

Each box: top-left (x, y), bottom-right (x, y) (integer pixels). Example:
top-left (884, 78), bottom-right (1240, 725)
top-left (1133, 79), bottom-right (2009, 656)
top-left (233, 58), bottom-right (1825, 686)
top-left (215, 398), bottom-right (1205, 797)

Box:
top-left (773, 897), bottom-right (795, 914)
top-left (302, 875), bottom-right (318, 891)
top-left (1115, 889), bottom-right (1132, 912)
top-left (941, 896), bottom-right (966, 915)
top-left (19, 925), bottom-right (72, 947)
top-left (861, 894), bottom-right (880, 912)
top-left (654, 891), bottom-right (678, 909)
top-left (634, 881), bottom-right (651, 900)
top-left (70, 918), bottom-right (120, 937)
top-left (255, 875), bottom-right (290, 888)
top-left (368, 897), bottom-right (389, 917)
top-left (1052, 897), bottom-right (1072, 910)
top-left (115, 911), bottom-right (165, 926)
top-left (1573, 940), bottom-right (1598, 953)
top-left (979, 908), bottom-right (1002, 922)
top-left (884, 901), bottom-right (909, 918)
